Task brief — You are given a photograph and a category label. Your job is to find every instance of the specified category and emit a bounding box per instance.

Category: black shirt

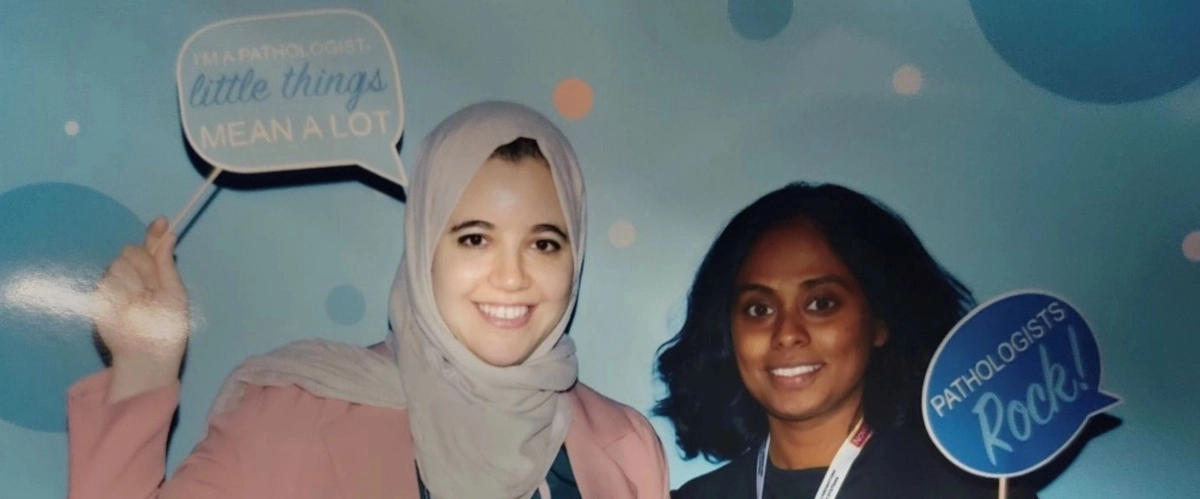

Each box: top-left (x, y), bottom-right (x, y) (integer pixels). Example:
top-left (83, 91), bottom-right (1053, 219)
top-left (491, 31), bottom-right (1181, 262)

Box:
top-left (673, 426), bottom-right (1039, 499)
top-left (417, 445), bottom-right (581, 499)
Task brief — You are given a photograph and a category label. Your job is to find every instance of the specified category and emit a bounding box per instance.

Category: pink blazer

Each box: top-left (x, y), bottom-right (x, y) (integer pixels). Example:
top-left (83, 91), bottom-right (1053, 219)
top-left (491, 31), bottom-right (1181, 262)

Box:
top-left (67, 368), bottom-right (669, 499)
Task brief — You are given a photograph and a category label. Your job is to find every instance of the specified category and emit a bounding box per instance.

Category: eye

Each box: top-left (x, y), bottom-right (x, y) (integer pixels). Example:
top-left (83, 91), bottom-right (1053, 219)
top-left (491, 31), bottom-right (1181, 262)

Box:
top-left (744, 303), bottom-right (774, 318)
top-left (806, 296), bottom-right (838, 313)
top-left (533, 239), bottom-right (563, 253)
top-left (457, 234), bottom-right (486, 248)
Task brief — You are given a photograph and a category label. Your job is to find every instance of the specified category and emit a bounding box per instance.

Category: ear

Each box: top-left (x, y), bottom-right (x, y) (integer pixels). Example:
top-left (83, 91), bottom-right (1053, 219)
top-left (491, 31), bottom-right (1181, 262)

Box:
top-left (872, 320), bottom-right (890, 347)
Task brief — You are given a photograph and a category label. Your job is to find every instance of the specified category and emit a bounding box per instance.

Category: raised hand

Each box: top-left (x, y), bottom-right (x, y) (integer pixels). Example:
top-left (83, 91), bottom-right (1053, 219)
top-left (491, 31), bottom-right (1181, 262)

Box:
top-left (92, 216), bottom-right (191, 403)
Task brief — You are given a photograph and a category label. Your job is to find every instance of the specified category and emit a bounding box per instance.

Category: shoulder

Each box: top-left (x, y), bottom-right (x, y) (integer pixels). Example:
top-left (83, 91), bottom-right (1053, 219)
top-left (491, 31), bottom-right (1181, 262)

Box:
top-left (215, 339), bottom-right (400, 432)
top-left (863, 425), bottom-right (1035, 498)
top-left (222, 382), bottom-right (355, 434)
top-left (200, 382), bottom-right (346, 469)
top-left (673, 452), bottom-right (756, 499)
top-left (569, 382), bottom-right (670, 496)
top-left (569, 383), bottom-right (657, 446)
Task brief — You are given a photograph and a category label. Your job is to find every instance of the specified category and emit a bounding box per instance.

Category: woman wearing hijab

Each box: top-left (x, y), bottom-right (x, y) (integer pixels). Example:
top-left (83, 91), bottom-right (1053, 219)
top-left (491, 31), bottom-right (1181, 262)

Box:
top-left (68, 101), bottom-right (669, 499)
top-left (653, 183), bottom-right (1038, 498)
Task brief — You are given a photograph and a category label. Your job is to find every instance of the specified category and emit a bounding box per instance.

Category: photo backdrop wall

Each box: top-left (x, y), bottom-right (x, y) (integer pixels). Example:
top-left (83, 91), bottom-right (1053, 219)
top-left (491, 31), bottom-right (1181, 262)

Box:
top-left (2, 1), bottom-right (1198, 497)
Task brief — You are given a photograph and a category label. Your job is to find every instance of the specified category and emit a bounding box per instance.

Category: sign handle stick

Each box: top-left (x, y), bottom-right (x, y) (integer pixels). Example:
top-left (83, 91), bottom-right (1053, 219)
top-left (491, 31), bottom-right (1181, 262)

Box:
top-left (998, 477), bottom-right (1008, 499)
top-left (152, 167), bottom-right (222, 255)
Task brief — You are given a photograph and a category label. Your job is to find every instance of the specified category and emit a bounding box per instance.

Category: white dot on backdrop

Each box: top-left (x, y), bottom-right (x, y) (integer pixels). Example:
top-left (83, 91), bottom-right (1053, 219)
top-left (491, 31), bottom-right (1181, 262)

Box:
top-left (892, 64), bottom-right (923, 96)
top-left (64, 120), bottom-right (79, 136)
top-left (1183, 230), bottom-right (1200, 262)
top-left (608, 220), bottom-right (637, 249)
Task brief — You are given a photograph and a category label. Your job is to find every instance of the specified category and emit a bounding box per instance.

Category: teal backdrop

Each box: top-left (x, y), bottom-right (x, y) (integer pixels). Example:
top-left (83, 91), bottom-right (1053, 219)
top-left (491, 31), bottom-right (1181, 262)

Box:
top-left (2, 1), bottom-right (1198, 497)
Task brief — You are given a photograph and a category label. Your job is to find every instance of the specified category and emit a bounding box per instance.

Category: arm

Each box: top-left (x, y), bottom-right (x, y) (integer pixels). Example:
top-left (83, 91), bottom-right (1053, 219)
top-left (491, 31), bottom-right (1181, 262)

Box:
top-left (69, 216), bottom-right (238, 498)
top-left (67, 369), bottom-right (244, 499)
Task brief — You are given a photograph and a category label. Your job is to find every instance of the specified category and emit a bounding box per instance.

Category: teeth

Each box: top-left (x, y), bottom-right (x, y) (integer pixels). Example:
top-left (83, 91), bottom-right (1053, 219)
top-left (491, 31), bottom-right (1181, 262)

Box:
top-left (479, 304), bottom-right (529, 320)
top-left (770, 364), bottom-right (821, 377)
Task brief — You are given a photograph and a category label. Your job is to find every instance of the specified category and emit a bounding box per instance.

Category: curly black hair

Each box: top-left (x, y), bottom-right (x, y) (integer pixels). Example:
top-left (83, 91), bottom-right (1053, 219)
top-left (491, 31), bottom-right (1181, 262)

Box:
top-left (653, 182), bottom-right (975, 462)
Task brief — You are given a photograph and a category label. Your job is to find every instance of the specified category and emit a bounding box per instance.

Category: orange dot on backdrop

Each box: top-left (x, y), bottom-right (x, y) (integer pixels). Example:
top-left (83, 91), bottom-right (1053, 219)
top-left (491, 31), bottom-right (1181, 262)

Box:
top-left (553, 78), bottom-right (594, 121)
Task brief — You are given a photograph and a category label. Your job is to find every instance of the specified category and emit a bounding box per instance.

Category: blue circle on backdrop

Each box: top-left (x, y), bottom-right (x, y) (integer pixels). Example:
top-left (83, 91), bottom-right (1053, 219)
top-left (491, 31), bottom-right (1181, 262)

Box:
top-left (728, 0), bottom-right (793, 41)
top-left (970, 0), bottom-right (1200, 103)
top-left (0, 183), bottom-right (144, 432)
top-left (326, 284), bottom-right (366, 326)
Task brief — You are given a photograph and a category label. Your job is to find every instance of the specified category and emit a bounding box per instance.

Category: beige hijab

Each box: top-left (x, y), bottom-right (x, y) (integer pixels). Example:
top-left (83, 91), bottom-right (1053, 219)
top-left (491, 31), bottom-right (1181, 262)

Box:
top-left (205, 101), bottom-right (587, 499)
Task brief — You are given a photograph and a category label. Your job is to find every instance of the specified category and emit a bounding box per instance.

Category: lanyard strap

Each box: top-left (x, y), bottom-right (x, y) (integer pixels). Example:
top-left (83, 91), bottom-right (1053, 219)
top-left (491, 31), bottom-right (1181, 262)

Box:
top-left (755, 419), bottom-right (873, 499)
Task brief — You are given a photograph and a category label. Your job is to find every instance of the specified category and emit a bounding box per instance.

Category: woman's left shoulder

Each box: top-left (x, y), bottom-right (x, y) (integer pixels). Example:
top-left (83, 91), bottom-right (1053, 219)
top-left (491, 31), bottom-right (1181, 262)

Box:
top-left (569, 382), bottom-right (671, 498)
top-left (569, 382), bottom-right (660, 445)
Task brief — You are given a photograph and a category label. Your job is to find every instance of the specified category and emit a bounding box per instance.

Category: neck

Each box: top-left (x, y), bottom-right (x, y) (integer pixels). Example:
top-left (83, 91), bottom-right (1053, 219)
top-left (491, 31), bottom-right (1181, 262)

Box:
top-left (766, 397), bottom-right (864, 470)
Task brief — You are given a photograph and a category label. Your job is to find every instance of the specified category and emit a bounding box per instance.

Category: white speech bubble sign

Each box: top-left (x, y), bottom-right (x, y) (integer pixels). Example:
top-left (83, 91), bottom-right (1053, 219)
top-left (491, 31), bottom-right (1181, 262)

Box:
top-left (176, 9), bottom-right (407, 188)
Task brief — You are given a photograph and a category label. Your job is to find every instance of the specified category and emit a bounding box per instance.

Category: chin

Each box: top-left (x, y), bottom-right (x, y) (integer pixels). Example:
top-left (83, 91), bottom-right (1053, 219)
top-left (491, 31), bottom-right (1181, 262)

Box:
top-left (763, 400), bottom-right (824, 422)
top-left (476, 354), bottom-right (524, 367)
top-left (468, 343), bottom-right (536, 367)
top-left (455, 317), bottom-right (556, 367)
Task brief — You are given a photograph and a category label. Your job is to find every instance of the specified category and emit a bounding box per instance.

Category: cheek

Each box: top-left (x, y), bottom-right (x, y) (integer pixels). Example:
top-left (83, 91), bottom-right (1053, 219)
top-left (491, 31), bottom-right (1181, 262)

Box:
top-left (731, 329), bottom-right (773, 399)
top-left (816, 325), bottom-right (875, 368)
top-left (431, 249), bottom-right (484, 300)
top-left (532, 257), bottom-right (575, 300)
top-left (731, 324), bottom-right (768, 369)
top-left (430, 262), bottom-right (458, 322)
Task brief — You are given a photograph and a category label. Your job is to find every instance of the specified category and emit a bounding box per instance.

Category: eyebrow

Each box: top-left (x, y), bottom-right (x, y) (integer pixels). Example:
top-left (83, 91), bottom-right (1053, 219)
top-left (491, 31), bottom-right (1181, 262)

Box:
top-left (448, 220), bottom-right (570, 241)
top-left (800, 275), bottom-right (846, 288)
top-left (533, 224), bottom-right (570, 241)
top-left (734, 283), bottom-right (773, 296)
top-left (734, 275), bottom-right (849, 294)
top-left (449, 220), bottom-right (493, 232)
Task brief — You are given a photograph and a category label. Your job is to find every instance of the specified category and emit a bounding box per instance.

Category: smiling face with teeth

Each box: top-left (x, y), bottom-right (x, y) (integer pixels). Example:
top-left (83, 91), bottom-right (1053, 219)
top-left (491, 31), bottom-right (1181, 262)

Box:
top-left (731, 217), bottom-right (889, 437)
top-left (431, 153), bottom-right (574, 367)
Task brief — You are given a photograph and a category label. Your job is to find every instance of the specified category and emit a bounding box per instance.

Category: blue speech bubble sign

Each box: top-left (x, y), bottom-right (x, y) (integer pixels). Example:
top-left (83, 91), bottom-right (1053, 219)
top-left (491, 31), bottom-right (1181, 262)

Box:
top-left (176, 9), bottom-right (407, 187)
top-left (922, 290), bottom-right (1121, 478)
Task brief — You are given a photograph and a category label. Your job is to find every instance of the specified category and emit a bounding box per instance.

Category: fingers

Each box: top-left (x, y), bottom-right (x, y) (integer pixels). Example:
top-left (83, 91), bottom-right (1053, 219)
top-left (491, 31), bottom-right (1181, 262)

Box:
top-left (143, 216), bottom-right (186, 296)
top-left (107, 251), bottom-right (148, 295)
top-left (92, 218), bottom-right (191, 354)
top-left (153, 233), bottom-right (186, 297)
top-left (144, 215), bottom-right (170, 253)
top-left (123, 244), bottom-right (159, 292)
top-left (94, 256), bottom-right (139, 326)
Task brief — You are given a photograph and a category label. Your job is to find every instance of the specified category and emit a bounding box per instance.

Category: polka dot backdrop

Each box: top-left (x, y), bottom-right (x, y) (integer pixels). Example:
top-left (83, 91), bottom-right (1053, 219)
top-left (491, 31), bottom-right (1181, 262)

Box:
top-left (728, 0), bottom-right (793, 41)
top-left (0, 183), bottom-right (140, 432)
top-left (326, 284), bottom-right (367, 326)
top-left (1184, 231), bottom-right (1200, 262)
top-left (892, 64), bottom-right (922, 96)
top-left (607, 220), bottom-right (637, 249)
top-left (1, 1), bottom-right (1197, 497)
top-left (554, 77), bottom-right (595, 121)
top-left (968, 0), bottom-right (1200, 103)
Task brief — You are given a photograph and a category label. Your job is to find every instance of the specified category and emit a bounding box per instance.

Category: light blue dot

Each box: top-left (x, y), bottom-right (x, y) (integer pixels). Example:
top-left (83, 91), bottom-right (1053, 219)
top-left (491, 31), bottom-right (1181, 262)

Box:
top-left (728, 0), bottom-right (793, 41)
top-left (326, 284), bottom-right (366, 326)
top-left (0, 183), bottom-right (143, 432)
top-left (971, 0), bottom-right (1200, 103)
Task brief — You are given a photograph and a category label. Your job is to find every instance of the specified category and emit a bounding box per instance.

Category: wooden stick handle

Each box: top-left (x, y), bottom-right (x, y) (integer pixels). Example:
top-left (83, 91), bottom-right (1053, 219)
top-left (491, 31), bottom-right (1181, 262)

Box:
top-left (152, 167), bottom-right (221, 255)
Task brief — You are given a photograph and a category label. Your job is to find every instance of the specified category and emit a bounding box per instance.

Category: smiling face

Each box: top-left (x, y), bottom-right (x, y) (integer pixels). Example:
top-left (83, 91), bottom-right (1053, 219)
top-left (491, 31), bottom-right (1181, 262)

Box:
top-left (431, 155), bottom-right (575, 367)
top-left (731, 217), bottom-right (888, 428)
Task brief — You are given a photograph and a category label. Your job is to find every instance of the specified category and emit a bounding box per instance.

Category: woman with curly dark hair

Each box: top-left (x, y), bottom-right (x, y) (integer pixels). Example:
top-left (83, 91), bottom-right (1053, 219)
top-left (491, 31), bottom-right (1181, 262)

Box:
top-left (654, 182), bottom-right (1037, 498)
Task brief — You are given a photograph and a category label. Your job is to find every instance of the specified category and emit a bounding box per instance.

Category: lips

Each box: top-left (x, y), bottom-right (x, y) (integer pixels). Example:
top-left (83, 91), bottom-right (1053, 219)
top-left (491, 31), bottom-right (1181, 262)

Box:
top-left (476, 303), bottom-right (533, 328)
top-left (770, 364), bottom-right (822, 377)
top-left (767, 363), bottom-right (823, 389)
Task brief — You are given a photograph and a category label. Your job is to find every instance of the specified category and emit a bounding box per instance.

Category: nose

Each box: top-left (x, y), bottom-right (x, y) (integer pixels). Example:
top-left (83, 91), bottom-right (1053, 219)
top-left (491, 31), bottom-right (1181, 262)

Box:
top-left (489, 246), bottom-right (531, 292)
top-left (772, 309), bottom-right (810, 348)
